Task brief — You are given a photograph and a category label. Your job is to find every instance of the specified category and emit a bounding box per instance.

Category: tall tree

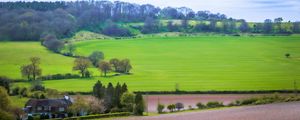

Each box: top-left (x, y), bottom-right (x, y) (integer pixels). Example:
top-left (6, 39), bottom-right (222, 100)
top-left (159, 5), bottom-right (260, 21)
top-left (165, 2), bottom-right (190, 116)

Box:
top-left (20, 57), bottom-right (42, 81)
top-left (109, 58), bottom-right (120, 72)
top-left (93, 81), bottom-right (105, 99)
top-left (119, 59), bottom-right (132, 73)
top-left (104, 83), bottom-right (115, 110)
top-left (73, 57), bottom-right (91, 77)
top-left (88, 51), bottom-right (104, 67)
top-left (263, 19), bottom-right (273, 33)
top-left (98, 61), bottom-right (112, 77)
top-left (239, 19), bottom-right (249, 32)
top-left (121, 83), bottom-right (128, 94)
top-left (274, 17), bottom-right (283, 33)
top-left (134, 93), bottom-right (145, 115)
top-left (114, 83), bottom-right (122, 108)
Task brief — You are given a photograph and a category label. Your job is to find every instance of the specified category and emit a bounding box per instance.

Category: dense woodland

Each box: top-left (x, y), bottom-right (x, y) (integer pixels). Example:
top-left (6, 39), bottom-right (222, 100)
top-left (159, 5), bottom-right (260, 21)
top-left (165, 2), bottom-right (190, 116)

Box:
top-left (0, 1), bottom-right (300, 42)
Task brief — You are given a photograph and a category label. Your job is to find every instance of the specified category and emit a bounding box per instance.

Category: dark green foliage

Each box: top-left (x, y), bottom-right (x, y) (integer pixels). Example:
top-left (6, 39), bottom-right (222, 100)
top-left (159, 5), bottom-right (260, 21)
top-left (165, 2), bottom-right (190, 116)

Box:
top-left (206, 101), bottom-right (224, 108)
top-left (175, 102), bottom-right (184, 111)
top-left (0, 76), bottom-right (10, 94)
top-left (105, 83), bottom-right (115, 110)
top-left (196, 102), bottom-right (205, 109)
top-left (134, 93), bottom-right (145, 115)
top-left (68, 112), bottom-right (131, 119)
top-left (114, 83), bottom-right (122, 108)
top-left (167, 104), bottom-right (176, 112)
top-left (157, 104), bottom-right (165, 113)
top-left (88, 51), bottom-right (104, 67)
top-left (37, 73), bottom-right (81, 80)
top-left (93, 81), bottom-right (105, 99)
top-left (102, 23), bottom-right (133, 37)
top-left (42, 34), bottom-right (64, 53)
top-left (30, 80), bottom-right (45, 91)
top-left (121, 83), bottom-right (128, 94)
top-left (142, 17), bottom-right (160, 34)
top-left (285, 53), bottom-right (291, 58)
top-left (263, 19), bottom-right (273, 33)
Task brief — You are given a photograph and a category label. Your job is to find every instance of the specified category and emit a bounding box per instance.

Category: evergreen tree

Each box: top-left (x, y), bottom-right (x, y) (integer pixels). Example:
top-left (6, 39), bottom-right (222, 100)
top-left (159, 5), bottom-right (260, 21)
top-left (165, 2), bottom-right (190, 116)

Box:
top-left (134, 93), bottom-right (145, 115)
top-left (93, 81), bottom-right (105, 99)
top-left (121, 83), bottom-right (128, 94)
top-left (114, 83), bottom-right (122, 108)
top-left (104, 83), bottom-right (115, 110)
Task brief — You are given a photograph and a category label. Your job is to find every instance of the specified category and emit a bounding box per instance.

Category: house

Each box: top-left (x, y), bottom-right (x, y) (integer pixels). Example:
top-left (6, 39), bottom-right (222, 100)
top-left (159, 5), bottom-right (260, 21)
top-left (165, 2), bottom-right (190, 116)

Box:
top-left (24, 96), bottom-right (73, 119)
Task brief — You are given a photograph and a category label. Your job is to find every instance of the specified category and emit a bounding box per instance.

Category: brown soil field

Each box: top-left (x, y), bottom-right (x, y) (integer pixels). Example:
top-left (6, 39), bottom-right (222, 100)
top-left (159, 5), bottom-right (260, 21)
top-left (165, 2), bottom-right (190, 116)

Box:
top-left (143, 94), bottom-right (287, 112)
top-left (115, 101), bottom-right (300, 120)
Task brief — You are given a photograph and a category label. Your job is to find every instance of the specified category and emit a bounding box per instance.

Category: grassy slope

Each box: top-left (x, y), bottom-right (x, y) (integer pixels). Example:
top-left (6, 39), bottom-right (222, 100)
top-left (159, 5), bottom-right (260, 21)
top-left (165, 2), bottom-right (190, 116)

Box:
top-left (0, 42), bottom-right (75, 79)
top-left (42, 35), bottom-right (300, 92)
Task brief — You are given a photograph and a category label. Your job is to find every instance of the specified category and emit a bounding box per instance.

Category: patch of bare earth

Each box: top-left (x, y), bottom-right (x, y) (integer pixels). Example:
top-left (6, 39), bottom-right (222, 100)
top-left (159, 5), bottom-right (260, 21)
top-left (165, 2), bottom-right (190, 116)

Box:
top-left (144, 94), bottom-right (277, 112)
top-left (115, 101), bottom-right (300, 120)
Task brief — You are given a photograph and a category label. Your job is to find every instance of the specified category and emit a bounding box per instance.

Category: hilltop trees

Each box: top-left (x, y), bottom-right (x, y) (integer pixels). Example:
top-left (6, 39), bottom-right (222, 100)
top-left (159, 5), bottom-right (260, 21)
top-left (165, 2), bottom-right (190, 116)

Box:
top-left (263, 19), bottom-right (273, 33)
top-left (20, 57), bottom-right (42, 81)
top-left (73, 57), bottom-right (92, 78)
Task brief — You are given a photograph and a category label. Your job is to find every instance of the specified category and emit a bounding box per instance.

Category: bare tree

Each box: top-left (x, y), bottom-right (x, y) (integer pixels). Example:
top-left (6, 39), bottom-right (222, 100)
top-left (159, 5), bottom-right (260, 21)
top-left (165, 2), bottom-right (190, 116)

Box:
top-left (73, 57), bottom-right (91, 77)
top-left (98, 61), bottom-right (112, 77)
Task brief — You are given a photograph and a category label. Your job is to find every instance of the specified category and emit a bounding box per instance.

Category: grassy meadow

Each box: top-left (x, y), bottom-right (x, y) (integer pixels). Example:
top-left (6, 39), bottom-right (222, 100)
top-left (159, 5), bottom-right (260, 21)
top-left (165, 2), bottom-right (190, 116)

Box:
top-left (47, 35), bottom-right (300, 92)
top-left (0, 42), bottom-right (75, 79)
top-left (3, 35), bottom-right (300, 92)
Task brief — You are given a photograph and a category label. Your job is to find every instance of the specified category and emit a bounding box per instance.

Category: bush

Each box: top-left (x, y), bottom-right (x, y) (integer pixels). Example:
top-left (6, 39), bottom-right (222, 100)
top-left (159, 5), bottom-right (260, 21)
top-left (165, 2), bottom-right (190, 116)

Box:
top-left (206, 101), bottom-right (224, 108)
top-left (65, 112), bottom-right (131, 120)
top-left (167, 104), bottom-right (176, 112)
top-left (157, 104), bottom-right (165, 113)
top-left (38, 73), bottom-right (81, 80)
top-left (175, 102), bottom-right (184, 111)
top-left (188, 105), bottom-right (194, 110)
top-left (196, 102), bottom-right (206, 109)
top-left (240, 98), bottom-right (258, 105)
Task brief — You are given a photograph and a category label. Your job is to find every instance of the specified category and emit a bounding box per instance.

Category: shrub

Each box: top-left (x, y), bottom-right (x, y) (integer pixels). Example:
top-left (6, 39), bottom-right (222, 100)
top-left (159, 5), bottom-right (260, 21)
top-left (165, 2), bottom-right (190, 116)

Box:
top-left (66, 112), bottom-right (131, 120)
top-left (206, 101), bottom-right (224, 108)
top-left (157, 104), bottom-right (165, 113)
top-left (38, 73), bottom-right (81, 80)
top-left (188, 105), bottom-right (194, 110)
top-left (167, 104), bottom-right (176, 112)
top-left (175, 102), bottom-right (184, 111)
top-left (240, 98), bottom-right (258, 105)
top-left (196, 102), bottom-right (206, 109)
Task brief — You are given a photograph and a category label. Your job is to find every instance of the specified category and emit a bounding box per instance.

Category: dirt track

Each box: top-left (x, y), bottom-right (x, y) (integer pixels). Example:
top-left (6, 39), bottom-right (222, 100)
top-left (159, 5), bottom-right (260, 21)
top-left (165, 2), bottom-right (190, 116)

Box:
top-left (115, 102), bottom-right (300, 120)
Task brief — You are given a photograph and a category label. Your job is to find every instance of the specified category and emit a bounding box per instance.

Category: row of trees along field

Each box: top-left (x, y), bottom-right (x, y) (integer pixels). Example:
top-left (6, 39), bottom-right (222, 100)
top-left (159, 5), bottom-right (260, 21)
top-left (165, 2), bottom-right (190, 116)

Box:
top-left (1, 1), bottom-right (299, 41)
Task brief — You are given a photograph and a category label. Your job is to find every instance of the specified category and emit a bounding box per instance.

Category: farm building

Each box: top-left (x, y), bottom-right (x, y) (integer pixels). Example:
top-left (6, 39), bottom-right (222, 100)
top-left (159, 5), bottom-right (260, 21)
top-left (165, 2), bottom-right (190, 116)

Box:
top-left (23, 96), bottom-right (73, 119)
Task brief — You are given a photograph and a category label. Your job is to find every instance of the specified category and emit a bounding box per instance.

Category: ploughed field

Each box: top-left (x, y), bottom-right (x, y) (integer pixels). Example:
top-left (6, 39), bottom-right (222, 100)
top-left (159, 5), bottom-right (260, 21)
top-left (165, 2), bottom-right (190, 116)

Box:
top-left (116, 101), bottom-right (300, 120)
top-left (3, 35), bottom-right (300, 92)
top-left (144, 94), bottom-right (268, 112)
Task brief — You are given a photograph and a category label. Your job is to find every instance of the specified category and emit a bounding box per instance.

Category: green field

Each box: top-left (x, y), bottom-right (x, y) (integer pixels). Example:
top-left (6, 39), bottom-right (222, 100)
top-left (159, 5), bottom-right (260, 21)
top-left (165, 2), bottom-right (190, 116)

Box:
top-left (3, 35), bottom-right (300, 92)
top-left (46, 35), bottom-right (300, 92)
top-left (0, 42), bottom-right (75, 79)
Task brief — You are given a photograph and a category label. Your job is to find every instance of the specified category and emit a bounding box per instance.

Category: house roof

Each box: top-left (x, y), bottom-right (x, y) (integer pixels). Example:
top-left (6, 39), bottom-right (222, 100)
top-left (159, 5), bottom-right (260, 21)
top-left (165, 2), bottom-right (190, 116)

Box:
top-left (25, 98), bottom-right (72, 108)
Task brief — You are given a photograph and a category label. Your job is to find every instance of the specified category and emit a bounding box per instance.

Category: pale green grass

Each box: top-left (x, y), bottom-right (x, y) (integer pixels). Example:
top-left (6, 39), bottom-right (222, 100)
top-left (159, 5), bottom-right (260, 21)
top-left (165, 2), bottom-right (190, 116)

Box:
top-left (0, 42), bottom-right (75, 79)
top-left (40, 35), bottom-right (300, 92)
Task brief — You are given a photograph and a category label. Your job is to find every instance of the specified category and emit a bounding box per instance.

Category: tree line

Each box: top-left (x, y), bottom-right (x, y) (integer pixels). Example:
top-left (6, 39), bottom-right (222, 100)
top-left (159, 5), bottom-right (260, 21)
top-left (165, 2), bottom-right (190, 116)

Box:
top-left (0, 1), bottom-right (238, 41)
